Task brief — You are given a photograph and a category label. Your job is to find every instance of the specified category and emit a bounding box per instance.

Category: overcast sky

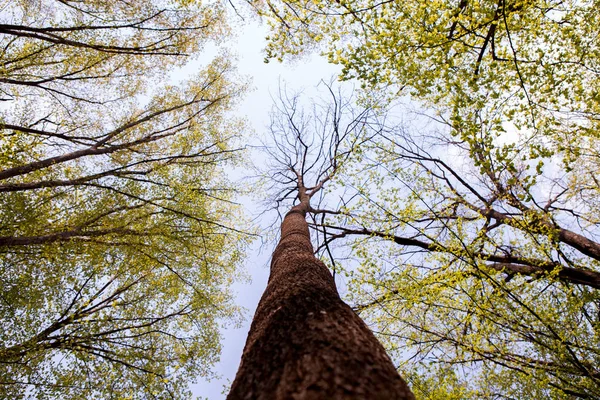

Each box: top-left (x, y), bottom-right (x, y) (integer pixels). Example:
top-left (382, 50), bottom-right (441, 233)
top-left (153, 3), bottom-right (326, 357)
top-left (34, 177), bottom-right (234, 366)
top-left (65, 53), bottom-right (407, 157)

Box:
top-left (171, 17), bottom-right (342, 399)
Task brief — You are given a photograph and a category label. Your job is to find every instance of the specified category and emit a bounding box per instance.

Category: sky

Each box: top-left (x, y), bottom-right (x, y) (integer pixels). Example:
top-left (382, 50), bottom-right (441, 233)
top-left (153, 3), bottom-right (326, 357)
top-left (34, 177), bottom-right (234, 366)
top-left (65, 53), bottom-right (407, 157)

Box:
top-left (172, 17), bottom-right (342, 399)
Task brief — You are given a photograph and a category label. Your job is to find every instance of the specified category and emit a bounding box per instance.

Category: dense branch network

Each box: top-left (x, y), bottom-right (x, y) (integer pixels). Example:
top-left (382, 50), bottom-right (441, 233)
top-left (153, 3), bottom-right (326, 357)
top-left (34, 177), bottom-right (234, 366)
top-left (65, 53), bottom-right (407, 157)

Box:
top-left (301, 117), bottom-right (600, 397)
top-left (0, 2), bottom-right (250, 398)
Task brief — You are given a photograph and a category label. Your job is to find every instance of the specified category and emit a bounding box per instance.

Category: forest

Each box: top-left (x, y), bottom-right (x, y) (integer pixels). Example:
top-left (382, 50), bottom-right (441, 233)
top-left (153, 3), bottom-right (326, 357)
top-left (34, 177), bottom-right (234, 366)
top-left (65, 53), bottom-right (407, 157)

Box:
top-left (1, 0), bottom-right (599, 399)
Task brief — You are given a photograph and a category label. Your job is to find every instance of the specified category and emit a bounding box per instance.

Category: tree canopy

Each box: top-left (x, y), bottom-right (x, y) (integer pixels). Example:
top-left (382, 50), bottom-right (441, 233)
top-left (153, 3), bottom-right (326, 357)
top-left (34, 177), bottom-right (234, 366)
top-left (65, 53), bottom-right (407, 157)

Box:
top-left (256, 0), bottom-right (600, 398)
top-left (319, 119), bottom-right (600, 398)
top-left (5, 0), bottom-right (600, 397)
top-left (0, 1), bottom-right (250, 398)
top-left (260, 0), bottom-right (600, 168)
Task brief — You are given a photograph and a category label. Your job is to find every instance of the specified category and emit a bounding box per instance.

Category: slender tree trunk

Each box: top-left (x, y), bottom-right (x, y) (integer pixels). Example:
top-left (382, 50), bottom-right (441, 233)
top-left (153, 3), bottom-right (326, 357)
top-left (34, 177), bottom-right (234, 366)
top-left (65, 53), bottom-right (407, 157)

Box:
top-left (228, 200), bottom-right (415, 400)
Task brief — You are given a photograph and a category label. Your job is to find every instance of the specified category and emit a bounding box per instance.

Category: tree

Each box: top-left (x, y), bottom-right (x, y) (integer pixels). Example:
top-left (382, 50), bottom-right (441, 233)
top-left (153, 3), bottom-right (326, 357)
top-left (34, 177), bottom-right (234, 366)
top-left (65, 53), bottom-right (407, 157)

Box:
top-left (251, 1), bottom-right (600, 398)
top-left (0, 1), bottom-right (250, 398)
top-left (227, 83), bottom-right (414, 399)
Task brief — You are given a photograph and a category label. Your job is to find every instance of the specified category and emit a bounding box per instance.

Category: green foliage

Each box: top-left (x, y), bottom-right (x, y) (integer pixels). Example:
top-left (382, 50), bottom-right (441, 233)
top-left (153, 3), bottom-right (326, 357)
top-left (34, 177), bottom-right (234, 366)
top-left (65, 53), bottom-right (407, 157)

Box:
top-left (329, 127), bottom-right (600, 398)
top-left (259, 0), bottom-right (600, 170)
top-left (0, 1), bottom-right (250, 398)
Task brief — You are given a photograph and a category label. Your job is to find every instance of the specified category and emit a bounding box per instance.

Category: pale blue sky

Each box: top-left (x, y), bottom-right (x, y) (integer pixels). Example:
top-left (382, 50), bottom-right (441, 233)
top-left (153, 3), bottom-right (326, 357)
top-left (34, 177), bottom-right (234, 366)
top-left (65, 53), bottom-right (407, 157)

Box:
top-left (170, 18), bottom-right (342, 399)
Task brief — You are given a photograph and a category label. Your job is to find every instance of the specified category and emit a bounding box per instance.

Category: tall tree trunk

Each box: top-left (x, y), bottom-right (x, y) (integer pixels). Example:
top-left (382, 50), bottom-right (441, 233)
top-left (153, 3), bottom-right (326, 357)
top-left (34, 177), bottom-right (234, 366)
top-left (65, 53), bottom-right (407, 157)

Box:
top-left (227, 199), bottom-right (415, 400)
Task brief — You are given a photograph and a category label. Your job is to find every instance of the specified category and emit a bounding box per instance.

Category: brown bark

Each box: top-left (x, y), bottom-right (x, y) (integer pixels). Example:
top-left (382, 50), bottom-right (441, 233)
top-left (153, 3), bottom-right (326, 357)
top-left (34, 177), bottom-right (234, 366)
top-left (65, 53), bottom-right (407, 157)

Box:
top-left (227, 202), bottom-right (414, 400)
top-left (482, 207), bottom-right (600, 262)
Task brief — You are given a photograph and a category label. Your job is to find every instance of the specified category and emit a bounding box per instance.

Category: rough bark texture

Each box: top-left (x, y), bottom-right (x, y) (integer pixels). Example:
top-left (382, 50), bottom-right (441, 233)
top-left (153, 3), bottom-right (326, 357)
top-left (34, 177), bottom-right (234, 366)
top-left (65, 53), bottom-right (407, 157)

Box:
top-left (228, 204), bottom-right (415, 400)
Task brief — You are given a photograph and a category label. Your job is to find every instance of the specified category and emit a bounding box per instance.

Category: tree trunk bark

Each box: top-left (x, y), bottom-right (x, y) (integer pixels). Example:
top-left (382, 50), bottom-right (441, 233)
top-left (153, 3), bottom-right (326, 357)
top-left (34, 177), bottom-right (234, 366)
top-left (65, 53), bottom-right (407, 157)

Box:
top-left (227, 203), bottom-right (415, 400)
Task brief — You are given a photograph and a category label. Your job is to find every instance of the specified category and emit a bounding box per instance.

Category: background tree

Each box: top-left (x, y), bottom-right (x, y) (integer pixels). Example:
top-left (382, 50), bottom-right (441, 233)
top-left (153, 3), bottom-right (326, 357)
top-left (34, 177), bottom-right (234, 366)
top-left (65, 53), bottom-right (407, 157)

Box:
top-left (0, 1), bottom-right (250, 398)
top-left (228, 83), bottom-right (414, 399)
top-left (250, 1), bottom-right (600, 397)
